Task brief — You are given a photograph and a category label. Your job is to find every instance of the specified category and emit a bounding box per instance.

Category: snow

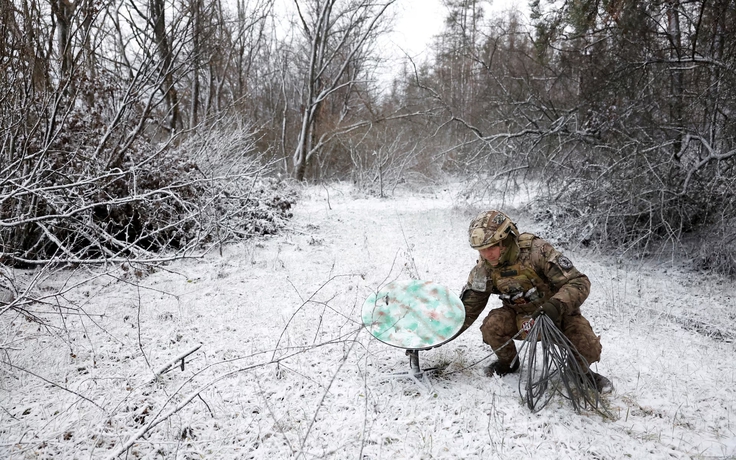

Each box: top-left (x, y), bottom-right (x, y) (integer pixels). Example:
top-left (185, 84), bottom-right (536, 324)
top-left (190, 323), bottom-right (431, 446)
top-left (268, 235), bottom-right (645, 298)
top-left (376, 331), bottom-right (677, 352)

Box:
top-left (1, 181), bottom-right (735, 459)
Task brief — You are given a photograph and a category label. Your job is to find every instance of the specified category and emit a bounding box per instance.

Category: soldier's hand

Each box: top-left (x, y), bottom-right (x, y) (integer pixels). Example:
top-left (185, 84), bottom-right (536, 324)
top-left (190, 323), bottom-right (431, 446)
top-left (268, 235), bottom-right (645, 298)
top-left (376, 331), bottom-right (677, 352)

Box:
top-left (532, 301), bottom-right (561, 326)
top-left (512, 298), bottom-right (545, 314)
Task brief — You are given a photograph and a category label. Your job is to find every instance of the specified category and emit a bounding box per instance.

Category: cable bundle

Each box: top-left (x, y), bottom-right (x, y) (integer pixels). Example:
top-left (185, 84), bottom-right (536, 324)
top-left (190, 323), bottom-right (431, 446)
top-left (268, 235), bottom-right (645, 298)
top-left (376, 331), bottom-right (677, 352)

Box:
top-left (516, 314), bottom-right (610, 416)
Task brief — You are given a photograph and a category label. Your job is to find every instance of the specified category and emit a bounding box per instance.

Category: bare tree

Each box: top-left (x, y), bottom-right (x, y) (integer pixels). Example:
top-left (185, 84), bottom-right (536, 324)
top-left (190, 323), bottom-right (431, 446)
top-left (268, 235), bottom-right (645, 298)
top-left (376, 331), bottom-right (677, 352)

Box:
top-left (148, 0), bottom-right (181, 132)
top-left (290, 0), bottom-right (397, 181)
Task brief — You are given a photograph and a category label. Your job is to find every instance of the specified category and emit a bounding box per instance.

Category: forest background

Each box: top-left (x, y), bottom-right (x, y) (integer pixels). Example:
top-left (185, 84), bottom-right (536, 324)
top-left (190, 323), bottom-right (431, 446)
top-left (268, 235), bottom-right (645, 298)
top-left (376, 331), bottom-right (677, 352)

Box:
top-left (2, 0), bottom-right (735, 274)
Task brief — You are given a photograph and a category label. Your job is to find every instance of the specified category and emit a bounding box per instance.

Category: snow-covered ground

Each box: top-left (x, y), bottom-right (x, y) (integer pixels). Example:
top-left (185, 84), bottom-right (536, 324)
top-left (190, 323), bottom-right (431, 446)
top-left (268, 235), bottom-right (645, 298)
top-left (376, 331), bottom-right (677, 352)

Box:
top-left (1, 181), bottom-right (735, 459)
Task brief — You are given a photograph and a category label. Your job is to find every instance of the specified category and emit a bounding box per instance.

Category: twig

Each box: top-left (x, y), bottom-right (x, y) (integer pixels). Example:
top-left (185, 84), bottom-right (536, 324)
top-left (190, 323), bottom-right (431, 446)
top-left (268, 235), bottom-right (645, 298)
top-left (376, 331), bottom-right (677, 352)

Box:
top-left (105, 326), bottom-right (363, 458)
top-left (137, 286), bottom-right (151, 371)
top-left (271, 273), bottom-right (361, 361)
top-left (151, 344), bottom-right (203, 380)
top-left (1, 361), bottom-right (104, 411)
top-left (297, 331), bottom-right (360, 458)
top-left (103, 380), bottom-right (214, 460)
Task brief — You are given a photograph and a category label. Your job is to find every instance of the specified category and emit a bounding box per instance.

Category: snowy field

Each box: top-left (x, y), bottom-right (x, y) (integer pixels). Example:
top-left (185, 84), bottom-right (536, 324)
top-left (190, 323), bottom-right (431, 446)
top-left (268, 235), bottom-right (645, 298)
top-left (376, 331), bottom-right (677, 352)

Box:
top-left (1, 181), bottom-right (735, 459)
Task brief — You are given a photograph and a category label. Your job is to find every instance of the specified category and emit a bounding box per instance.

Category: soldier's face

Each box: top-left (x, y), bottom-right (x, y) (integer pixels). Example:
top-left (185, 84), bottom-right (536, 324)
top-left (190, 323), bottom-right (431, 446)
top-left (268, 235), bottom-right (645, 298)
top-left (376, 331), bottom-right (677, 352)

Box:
top-left (479, 244), bottom-right (502, 265)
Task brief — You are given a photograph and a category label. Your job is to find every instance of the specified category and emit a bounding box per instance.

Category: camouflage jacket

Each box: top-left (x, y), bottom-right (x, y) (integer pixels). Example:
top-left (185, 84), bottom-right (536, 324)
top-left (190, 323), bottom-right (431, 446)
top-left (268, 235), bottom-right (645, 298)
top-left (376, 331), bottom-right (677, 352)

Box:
top-left (459, 233), bottom-right (590, 333)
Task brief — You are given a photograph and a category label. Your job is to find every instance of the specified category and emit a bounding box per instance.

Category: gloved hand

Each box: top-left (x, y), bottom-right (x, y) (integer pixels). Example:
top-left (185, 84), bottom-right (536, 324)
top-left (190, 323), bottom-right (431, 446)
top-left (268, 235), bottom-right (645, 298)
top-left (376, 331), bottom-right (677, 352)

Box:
top-left (532, 301), bottom-right (561, 326)
top-left (513, 298), bottom-right (545, 314)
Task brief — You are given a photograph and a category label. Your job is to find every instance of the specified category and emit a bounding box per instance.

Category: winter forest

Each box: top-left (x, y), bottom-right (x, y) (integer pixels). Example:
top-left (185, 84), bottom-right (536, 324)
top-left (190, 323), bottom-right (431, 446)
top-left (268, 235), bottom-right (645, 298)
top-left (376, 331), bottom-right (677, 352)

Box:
top-left (1, 0), bottom-right (736, 458)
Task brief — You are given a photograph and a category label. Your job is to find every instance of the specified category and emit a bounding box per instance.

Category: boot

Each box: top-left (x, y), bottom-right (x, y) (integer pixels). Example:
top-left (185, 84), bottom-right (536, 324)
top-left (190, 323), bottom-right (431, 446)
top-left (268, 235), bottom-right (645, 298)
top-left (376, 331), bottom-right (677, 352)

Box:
top-left (587, 372), bottom-right (614, 394)
top-left (485, 359), bottom-right (520, 377)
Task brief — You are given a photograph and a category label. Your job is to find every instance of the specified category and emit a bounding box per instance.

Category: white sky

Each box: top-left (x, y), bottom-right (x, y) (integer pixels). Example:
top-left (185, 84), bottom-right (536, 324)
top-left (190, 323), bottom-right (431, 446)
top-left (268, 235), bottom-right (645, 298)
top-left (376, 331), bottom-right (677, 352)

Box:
top-left (375, 0), bottom-right (528, 87)
top-left (389, 0), bottom-right (529, 59)
top-left (389, 0), bottom-right (446, 59)
top-left (272, 0), bottom-right (528, 86)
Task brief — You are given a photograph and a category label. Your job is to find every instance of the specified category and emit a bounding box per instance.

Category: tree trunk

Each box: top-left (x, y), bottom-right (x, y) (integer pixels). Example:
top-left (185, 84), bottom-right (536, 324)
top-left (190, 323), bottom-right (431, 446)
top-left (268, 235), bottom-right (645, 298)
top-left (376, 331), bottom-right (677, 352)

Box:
top-left (666, 0), bottom-right (684, 156)
top-left (150, 0), bottom-right (180, 132)
top-left (190, 0), bottom-right (201, 128)
top-left (52, 0), bottom-right (76, 79)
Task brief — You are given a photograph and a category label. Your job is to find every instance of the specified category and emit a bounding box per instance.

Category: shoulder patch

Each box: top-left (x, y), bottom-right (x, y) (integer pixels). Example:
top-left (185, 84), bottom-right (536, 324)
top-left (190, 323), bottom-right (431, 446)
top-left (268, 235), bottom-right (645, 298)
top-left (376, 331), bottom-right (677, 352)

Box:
top-left (557, 255), bottom-right (574, 270)
top-left (518, 233), bottom-right (535, 250)
top-left (469, 263), bottom-right (489, 291)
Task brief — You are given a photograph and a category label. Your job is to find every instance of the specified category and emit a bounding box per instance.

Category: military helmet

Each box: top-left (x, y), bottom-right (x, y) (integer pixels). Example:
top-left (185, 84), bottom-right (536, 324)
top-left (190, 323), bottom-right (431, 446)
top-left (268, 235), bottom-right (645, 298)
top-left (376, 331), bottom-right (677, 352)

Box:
top-left (468, 210), bottom-right (519, 250)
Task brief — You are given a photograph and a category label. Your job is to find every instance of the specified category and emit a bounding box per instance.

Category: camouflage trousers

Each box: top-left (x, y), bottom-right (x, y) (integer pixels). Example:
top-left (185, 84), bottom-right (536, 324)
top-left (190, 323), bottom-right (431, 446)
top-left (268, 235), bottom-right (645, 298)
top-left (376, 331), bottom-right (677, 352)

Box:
top-left (480, 305), bottom-right (602, 370)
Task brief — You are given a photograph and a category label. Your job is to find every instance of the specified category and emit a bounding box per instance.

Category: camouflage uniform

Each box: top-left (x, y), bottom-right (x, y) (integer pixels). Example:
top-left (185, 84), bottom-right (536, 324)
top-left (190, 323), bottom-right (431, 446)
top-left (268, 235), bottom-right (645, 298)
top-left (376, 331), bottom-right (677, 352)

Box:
top-left (460, 232), bottom-right (602, 370)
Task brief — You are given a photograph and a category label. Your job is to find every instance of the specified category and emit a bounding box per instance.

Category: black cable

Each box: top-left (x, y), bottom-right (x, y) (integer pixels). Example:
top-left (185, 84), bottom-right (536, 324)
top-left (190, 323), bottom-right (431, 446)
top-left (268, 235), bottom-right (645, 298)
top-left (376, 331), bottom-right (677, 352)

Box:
top-left (443, 329), bottom-right (524, 376)
top-left (516, 315), bottom-right (611, 417)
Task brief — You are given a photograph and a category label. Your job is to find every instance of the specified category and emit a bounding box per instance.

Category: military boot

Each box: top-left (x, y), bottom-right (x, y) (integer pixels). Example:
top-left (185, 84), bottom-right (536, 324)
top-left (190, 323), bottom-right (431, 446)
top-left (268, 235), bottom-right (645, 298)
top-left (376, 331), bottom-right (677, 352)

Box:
top-left (587, 372), bottom-right (613, 394)
top-left (485, 359), bottom-right (520, 377)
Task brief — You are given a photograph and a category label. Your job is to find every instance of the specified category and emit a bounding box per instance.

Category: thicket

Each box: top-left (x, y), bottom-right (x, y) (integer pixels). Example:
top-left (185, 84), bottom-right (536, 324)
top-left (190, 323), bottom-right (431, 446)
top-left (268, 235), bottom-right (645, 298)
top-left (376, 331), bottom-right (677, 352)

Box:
top-left (0, 0), bottom-right (296, 312)
top-left (1, 0), bottom-right (735, 279)
top-left (532, 0), bottom-right (736, 276)
top-left (385, 0), bottom-right (736, 276)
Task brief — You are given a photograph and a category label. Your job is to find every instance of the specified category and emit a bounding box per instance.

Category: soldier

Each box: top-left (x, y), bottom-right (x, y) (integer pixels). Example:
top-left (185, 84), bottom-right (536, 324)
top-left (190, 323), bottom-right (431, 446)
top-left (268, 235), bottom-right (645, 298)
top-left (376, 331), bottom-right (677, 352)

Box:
top-left (458, 210), bottom-right (613, 393)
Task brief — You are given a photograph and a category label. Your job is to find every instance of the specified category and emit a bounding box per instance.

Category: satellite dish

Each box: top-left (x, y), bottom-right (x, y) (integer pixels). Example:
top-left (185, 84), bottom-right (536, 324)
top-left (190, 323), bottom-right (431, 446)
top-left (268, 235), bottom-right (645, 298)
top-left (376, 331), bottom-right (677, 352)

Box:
top-left (362, 279), bottom-right (465, 377)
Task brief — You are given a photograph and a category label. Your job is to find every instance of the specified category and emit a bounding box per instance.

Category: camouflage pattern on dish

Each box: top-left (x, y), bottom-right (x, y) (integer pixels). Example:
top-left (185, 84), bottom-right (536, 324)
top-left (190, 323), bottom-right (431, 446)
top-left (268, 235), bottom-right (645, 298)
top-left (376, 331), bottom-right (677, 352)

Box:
top-left (362, 280), bottom-right (465, 350)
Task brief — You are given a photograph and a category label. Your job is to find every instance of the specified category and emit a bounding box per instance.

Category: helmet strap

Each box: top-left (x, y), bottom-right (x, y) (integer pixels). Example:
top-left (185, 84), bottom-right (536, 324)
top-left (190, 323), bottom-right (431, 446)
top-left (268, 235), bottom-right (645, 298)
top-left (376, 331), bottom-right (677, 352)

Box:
top-left (498, 235), bottom-right (520, 265)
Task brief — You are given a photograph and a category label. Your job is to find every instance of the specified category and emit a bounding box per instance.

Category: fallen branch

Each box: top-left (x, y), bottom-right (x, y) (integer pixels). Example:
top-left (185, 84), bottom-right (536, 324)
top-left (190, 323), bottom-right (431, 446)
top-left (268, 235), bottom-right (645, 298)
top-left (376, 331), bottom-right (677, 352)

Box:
top-left (103, 378), bottom-right (208, 460)
top-left (105, 329), bottom-right (362, 459)
top-left (151, 343), bottom-right (203, 380)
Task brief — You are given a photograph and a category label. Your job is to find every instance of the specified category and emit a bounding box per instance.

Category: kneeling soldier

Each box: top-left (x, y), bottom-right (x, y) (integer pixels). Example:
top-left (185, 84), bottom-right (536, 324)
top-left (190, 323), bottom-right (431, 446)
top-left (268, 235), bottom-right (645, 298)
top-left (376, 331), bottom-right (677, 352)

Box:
top-left (457, 210), bottom-right (612, 393)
